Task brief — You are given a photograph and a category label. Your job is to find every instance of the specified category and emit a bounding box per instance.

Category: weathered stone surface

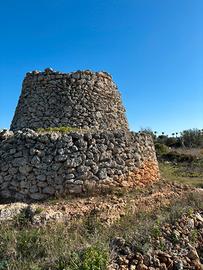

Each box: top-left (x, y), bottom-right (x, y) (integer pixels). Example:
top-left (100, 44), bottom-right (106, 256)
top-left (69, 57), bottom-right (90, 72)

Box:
top-left (29, 193), bottom-right (47, 200)
top-left (43, 186), bottom-right (55, 195)
top-left (0, 69), bottom-right (160, 201)
top-left (19, 165), bottom-right (32, 175)
top-left (0, 203), bottom-right (28, 221)
top-left (0, 129), bottom-right (159, 200)
top-left (10, 70), bottom-right (129, 131)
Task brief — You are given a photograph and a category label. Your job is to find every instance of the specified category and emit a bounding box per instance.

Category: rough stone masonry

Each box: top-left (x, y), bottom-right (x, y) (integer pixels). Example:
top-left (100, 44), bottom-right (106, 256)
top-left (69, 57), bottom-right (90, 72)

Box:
top-left (0, 68), bottom-right (159, 201)
top-left (11, 68), bottom-right (128, 131)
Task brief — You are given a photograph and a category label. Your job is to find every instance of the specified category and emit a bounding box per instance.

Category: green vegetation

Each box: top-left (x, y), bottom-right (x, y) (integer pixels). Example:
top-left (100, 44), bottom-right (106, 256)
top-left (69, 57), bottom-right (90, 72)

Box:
top-left (189, 229), bottom-right (198, 244)
top-left (0, 192), bottom-right (202, 269)
top-left (158, 145), bottom-right (203, 187)
top-left (160, 162), bottom-right (203, 187)
top-left (37, 126), bottom-right (84, 133)
top-left (16, 229), bottom-right (46, 260)
top-left (181, 129), bottom-right (203, 148)
top-left (140, 128), bottom-right (203, 148)
top-left (82, 246), bottom-right (108, 270)
top-left (141, 127), bottom-right (203, 187)
top-left (155, 142), bottom-right (169, 157)
top-left (161, 151), bottom-right (196, 162)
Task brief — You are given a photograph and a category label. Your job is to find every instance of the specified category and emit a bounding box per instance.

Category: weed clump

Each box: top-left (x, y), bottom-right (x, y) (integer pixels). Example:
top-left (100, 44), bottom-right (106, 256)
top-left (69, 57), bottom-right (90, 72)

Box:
top-left (82, 246), bottom-right (109, 270)
top-left (16, 229), bottom-right (46, 260)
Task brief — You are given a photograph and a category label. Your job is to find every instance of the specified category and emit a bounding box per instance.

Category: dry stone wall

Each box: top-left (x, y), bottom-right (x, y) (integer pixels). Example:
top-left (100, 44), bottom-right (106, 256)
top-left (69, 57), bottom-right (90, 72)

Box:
top-left (11, 69), bottom-right (128, 131)
top-left (0, 129), bottom-right (159, 201)
top-left (0, 68), bottom-right (160, 201)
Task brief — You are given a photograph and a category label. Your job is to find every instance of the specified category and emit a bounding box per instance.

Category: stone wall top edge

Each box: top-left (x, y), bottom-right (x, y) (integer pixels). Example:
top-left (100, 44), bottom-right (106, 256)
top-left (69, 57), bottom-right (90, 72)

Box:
top-left (0, 128), bottom-right (153, 141)
top-left (25, 68), bottom-right (113, 80)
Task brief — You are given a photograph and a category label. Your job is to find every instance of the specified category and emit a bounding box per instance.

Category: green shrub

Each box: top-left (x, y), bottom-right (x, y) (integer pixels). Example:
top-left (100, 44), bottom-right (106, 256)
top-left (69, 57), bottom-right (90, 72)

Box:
top-left (0, 260), bottom-right (8, 270)
top-left (14, 208), bottom-right (33, 228)
top-left (162, 151), bottom-right (195, 163)
top-left (155, 143), bottom-right (169, 157)
top-left (181, 129), bottom-right (203, 148)
top-left (82, 246), bottom-right (108, 270)
top-left (165, 137), bottom-right (182, 147)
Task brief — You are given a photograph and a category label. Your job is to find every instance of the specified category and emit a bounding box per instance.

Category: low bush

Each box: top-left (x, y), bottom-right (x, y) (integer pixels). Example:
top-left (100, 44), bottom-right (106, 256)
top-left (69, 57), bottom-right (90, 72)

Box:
top-left (14, 208), bottom-right (33, 228)
top-left (155, 143), bottom-right (169, 157)
top-left (0, 260), bottom-right (8, 270)
top-left (82, 246), bottom-right (109, 270)
top-left (162, 151), bottom-right (196, 163)
top-left (181, 129), bottom-right (203, 148)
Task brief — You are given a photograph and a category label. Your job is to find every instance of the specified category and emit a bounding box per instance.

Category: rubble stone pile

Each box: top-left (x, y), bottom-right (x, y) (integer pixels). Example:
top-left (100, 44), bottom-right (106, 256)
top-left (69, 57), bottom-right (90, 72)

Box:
top-left (110, 211), bottom-right (203, 270)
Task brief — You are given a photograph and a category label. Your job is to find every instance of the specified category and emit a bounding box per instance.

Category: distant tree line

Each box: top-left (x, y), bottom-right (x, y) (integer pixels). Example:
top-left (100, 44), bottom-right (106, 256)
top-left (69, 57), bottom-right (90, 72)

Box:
top-left (140, 128), bottom-right (203, 148)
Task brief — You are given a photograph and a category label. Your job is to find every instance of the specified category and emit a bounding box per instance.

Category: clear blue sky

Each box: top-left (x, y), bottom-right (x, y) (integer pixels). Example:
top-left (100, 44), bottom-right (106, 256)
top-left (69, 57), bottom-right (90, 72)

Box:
top-left (0, 0), bottom-right (202, 135)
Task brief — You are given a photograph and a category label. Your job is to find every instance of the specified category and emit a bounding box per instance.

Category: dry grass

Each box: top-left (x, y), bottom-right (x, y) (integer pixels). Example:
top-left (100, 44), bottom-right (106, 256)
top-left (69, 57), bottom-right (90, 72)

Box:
top-left (0, 189), bottom-right (202, 270)
top-left (159, 161), bottom-right (203, 188)
top-left (174, 147), bottom-right (203, 158)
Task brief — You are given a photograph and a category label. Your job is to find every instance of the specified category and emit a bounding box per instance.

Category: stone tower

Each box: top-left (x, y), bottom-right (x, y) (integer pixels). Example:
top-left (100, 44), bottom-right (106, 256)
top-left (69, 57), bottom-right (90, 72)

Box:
top-left (11, 68), bottom-right (129, 131)
top-left (0, 68), bottom-right (159, 201)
